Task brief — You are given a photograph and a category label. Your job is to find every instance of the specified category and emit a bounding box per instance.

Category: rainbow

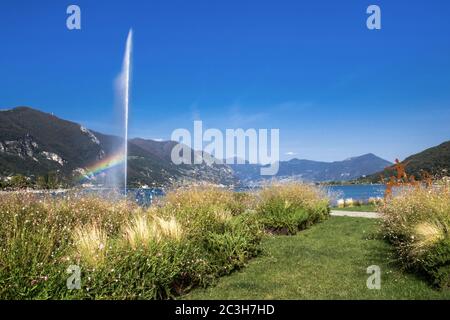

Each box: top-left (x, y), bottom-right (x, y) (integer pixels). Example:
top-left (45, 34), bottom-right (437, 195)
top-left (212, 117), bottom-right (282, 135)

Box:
top-left (78, 152), bottom-right (125, 181)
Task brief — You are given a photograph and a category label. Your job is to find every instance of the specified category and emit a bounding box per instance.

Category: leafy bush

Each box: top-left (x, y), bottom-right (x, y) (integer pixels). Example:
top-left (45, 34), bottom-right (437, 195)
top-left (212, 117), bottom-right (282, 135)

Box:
top-left (255, 183), bottom-right (330, 234)
top-left (381, 186), bottom-right (450, 288)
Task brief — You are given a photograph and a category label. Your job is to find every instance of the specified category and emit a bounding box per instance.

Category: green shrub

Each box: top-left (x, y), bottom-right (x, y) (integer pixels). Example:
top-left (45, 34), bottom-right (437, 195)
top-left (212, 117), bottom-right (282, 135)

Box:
top-left (382, 186), bottom-right (450, 288)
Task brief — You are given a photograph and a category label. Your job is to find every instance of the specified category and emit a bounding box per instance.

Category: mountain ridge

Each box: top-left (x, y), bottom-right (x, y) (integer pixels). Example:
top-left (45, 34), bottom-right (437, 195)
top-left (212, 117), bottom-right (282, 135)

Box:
top-left (0, 106), bottom-right (236, 187)
top-left (365, 141), bottom-right (450, 182)
top-left (4, 106), bottom-right (443, 187)
top-left (231, 153), bottom-right (392, 183)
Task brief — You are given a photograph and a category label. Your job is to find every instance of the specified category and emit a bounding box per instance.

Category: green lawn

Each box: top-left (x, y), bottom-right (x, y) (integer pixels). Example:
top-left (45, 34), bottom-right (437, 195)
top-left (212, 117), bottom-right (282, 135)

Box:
top-left (184, 217), bottom-right (450, 300)
top-left (332, 204), bottom-right (378, 212)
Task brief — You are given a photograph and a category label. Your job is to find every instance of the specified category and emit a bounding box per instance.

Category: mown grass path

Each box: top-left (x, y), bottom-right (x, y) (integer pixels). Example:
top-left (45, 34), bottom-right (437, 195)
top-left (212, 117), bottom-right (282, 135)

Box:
top-left (184, 217), bottom-right (450, 299)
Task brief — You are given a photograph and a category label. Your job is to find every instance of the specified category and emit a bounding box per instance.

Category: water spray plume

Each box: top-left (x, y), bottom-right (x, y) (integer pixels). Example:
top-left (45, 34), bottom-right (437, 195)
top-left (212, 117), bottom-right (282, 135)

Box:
top-left (122, 29), bottom-right (133, 194)
top-left (76, 29), bottom-right (132, 194)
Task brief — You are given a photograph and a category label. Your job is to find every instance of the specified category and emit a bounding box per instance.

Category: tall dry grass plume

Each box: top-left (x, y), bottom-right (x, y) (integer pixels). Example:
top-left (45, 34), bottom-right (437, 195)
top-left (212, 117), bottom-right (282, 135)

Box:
top-left (73, 224), bottom-right (108, 268)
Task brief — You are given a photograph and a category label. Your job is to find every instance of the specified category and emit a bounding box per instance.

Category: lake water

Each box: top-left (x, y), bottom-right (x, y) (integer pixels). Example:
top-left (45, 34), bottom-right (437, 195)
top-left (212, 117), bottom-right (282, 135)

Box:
top-left (325, 184), bottom-right (386, 202)
top-left (126, 184), bottom-right (386, 206)
top-left (45, 188), bottom-right (165, 207)
top-left (46, 184), bottom-right (386, 207)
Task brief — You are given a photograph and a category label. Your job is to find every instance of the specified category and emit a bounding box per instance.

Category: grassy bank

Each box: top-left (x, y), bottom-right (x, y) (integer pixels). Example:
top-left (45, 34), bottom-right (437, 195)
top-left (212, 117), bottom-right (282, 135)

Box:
top-left (0, 183), bottom-right (329, 299)
top-left (186, 217), bottom-right (450, 299)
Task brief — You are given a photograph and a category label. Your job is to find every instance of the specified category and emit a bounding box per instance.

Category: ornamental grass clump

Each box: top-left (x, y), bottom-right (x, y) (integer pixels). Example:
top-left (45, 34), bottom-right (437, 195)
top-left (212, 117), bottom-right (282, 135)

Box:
top-left (123, 214), bottom-right (184, 249)
top-left (155, 186), bottom-right (251, 238)
top-left (154, 215), bottom-right (184, 242)
top-left (155, 186), bottom-right (263, 278)
top-left (255, 183), bottom-right (330, 234)
top-left (0, 192), bottom-right (133, 299)
top-left (73, 224), bottom-right (108, 268)
top-left (0, 184), bottom-right (329, 299)
top-left (123, 214), bottom-right (156, 249)
top-left (0, 188), bottom-right (265, 299)
top-left (381, 186), bottom-right (450, 288)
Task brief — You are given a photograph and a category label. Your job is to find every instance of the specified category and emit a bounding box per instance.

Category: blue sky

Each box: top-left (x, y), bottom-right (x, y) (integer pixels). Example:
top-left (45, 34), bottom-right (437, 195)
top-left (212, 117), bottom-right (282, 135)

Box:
top-left (1, 0), bottom-right (449, 161)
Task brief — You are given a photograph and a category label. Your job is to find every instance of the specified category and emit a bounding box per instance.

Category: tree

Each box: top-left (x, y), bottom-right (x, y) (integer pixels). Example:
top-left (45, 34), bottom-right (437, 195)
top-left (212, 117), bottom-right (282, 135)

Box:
top-left (36, 175), bottom-right (48, 189)
top-left (48, 171), bottom-right (60, 189)
top-left (10, 174), bottom-right (28, 189)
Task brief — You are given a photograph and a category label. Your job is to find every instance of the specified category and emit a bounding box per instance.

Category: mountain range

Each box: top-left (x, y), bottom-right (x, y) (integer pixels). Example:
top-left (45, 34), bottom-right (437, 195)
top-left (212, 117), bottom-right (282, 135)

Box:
top-left (2, 106), bottom-right (444, 187)
top-left (230, 153), bottom-right (392, 183)
top-left (0, 107), bottom-right (235, 187)
top-left (364, 140), bottom-right (450, 182)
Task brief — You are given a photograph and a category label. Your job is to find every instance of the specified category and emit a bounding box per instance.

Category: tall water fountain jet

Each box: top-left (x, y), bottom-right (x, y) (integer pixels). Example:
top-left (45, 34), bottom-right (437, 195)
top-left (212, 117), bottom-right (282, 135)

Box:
top-left (117, 29), bottom-right (133, 194)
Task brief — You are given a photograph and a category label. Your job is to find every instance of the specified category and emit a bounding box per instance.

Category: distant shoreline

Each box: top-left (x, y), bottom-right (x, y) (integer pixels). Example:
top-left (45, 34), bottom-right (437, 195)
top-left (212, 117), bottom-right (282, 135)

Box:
top-left (318, 182), bottom-right (386, 187)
